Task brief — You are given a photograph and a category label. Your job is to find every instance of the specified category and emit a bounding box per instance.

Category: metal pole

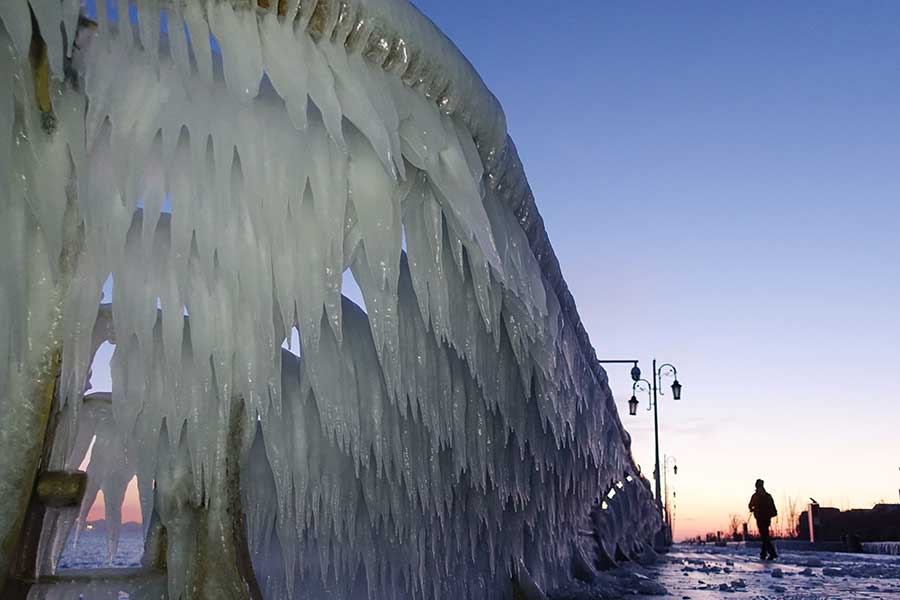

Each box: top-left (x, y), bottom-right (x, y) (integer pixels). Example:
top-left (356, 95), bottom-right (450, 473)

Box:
top-left (652, 359), bottom-right (662, 515)
top-left (663, 455), bottom-right (669, 525)
top-left (670, 496), bottom-right (675, 542)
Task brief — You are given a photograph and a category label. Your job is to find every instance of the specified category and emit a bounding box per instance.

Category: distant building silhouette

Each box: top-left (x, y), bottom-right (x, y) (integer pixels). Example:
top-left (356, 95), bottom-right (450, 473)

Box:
top-left (799, 503), bottom-right (900, 544)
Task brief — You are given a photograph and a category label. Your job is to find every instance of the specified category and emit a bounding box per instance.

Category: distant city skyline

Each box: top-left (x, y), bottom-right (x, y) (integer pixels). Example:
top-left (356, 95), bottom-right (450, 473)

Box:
top-left (86, 2), bottom-right (900, 539)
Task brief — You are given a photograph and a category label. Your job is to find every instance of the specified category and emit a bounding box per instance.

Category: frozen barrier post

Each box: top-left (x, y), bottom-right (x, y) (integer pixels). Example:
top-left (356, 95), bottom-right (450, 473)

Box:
top-left (0, 14), bottom-right (88, 589)
top-left (0, 351), bottom-right (60, 593)
top-left (0, 0), bottom-right (661, 597)
top-left (807, 503), bottom-right (818, 543)
top-left (150, 396), bottom-right (262, 599)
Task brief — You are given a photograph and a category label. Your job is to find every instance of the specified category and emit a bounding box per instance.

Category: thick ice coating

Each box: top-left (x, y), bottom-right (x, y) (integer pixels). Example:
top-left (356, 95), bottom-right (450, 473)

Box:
top-left (0, 1), bottom-right (660, 598)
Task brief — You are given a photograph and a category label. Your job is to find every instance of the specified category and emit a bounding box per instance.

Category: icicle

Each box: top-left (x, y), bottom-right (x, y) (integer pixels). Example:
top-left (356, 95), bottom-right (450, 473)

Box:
top-left (208, 2), bottom-right (262, 102)
top-left (165, 8), bottom-right (192, 86)
top-left (29, 0), bottom-right (64, 79)
top-left (347, 127), bottom-right (402, 394)
top-left (61, 0), bottom-right (80, 58)
top-left (0, 33), bottom-right (14, 198)
top-left (136, 0), bottom-right (161, 70)
top-left (182, 1), bottom-right (213, 83)
top-left (0, 1), bottom-right (32, 64)
top-left (259, 13), bottom-right (309, 131)
top-left (319, 41), bottom-right (398, 178)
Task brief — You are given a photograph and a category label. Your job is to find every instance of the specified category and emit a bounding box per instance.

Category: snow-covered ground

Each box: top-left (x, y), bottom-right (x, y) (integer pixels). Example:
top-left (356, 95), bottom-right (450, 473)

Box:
top-left (639, 543), bottom-right (900, 599)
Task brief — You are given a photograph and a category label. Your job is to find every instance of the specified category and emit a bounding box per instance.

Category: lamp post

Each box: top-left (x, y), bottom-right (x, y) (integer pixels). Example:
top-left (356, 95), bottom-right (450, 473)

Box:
top-left (663, 455), bottom-right (678, 536)
top-left (629, 360), bottom-right (681, 516)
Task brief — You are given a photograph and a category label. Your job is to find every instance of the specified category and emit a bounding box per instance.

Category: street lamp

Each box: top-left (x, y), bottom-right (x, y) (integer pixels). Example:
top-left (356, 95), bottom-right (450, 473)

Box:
top-left (664, 455), bottom-right (678, 543)
top-left (599, 357), bottom-right (684, 533)
top-left (664, 456), bottom-right (678, 518)
top-left (596, 359), bottom-right (642, 414)
top-left (629, 360), bottom-right (682, 519)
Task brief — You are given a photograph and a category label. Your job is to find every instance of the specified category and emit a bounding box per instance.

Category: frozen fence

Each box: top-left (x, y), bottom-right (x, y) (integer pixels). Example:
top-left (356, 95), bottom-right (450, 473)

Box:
top-left (862, 542), bottom-right (900, 556)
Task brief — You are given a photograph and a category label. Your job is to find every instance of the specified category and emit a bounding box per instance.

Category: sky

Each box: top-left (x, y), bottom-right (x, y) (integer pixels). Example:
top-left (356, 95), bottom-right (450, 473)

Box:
top-left (87, 2), bottom-right (900, 540)
top-left (406, 0), bottom-right (900, 539)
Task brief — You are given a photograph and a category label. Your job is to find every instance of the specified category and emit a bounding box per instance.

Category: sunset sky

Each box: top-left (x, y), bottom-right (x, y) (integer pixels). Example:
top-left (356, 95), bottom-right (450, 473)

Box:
top-left (87, 2), bottom-right (900, 539)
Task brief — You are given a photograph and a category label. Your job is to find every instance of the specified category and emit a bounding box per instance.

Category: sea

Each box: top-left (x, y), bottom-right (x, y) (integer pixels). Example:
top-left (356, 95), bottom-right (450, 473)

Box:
top-left (58, 523), bottom-right (144, 570)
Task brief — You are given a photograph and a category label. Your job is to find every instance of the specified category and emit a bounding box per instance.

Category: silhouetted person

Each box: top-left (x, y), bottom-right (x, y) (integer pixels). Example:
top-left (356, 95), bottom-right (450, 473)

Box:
top-left (748, 478), bottom-right (778, 560)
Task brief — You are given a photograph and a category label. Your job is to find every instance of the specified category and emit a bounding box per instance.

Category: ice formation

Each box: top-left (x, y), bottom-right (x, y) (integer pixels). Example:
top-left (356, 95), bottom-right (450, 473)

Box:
top-left (0, 1), bottom-right (660, 598)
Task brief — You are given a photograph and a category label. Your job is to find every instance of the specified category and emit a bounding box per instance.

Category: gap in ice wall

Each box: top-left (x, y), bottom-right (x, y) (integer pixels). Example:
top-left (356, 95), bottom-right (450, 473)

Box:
top-left (84, 478), bottom-right (142, 525)
top-left (83, 336), bottom-right (144, 533)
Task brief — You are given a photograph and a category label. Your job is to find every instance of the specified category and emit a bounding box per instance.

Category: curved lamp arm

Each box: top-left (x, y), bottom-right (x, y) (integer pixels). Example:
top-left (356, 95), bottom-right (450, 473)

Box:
top-left (657, 363), bottom-right (679, 398)
top-left (632, 378), bottom-right (653, 411)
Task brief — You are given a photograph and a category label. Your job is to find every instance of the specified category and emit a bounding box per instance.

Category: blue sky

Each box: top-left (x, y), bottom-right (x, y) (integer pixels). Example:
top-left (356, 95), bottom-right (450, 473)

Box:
top-left (412, 0), bottom-right (900, 536)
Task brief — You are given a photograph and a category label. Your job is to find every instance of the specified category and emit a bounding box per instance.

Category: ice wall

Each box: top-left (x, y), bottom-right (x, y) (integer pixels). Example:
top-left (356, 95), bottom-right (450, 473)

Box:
top-left (0, 1), bottom-right (660, 597)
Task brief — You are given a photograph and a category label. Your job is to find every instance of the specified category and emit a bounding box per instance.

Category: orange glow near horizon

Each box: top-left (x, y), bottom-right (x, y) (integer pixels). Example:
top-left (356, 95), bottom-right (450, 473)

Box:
top-left (620, 404), bottom-right (900, 543)
top-left (87, 476), bottom-right (143, 524)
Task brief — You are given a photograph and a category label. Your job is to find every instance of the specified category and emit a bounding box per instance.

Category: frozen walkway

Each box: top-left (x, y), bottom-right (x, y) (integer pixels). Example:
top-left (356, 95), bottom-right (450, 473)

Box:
top-left (552, 543), bottom-right (900, 599)
top-left (658, 544), bottom-right (900, 599)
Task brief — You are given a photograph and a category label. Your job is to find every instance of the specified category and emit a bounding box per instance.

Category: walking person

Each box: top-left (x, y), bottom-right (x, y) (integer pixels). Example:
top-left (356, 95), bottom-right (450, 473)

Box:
top-left (748, 479), bottom-right (778, 560)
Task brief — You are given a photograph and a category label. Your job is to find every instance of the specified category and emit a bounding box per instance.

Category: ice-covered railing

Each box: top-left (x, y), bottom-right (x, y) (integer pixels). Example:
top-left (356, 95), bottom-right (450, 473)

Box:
top-left (0, 0), bottom-right (660, 598)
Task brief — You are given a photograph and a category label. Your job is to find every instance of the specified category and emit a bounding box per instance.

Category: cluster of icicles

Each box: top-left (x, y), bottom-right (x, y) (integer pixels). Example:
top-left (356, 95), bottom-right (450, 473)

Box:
top-left (591, 476), bottom-right (661, 567)
top-left (0, 0), bottom-right (660, 598)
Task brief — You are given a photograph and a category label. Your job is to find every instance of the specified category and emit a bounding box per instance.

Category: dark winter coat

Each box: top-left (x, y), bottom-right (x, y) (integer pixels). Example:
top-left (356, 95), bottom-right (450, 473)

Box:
top-left (749, 490), bottom-right (777, 522)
